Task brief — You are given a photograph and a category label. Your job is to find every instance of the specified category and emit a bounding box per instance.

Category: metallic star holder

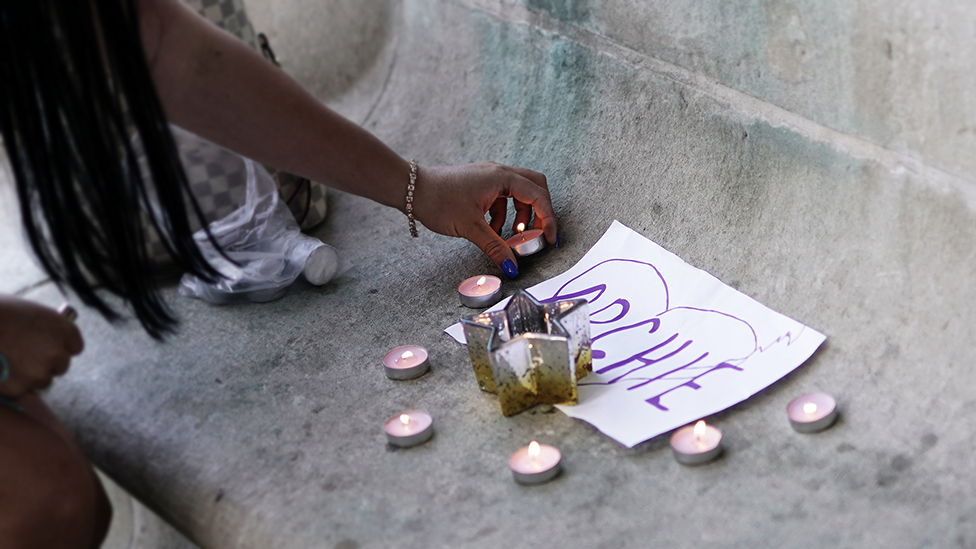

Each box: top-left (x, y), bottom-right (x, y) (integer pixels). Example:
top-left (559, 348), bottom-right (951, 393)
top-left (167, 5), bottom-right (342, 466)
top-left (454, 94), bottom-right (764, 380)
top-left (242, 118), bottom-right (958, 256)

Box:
top-left (461, 290), bottom-right (592, 416)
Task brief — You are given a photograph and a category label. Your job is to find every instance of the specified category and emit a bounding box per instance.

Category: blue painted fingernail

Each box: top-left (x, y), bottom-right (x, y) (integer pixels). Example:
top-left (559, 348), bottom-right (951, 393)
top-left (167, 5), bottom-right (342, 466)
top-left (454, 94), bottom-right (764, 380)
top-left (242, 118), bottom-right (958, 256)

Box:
top-left (556, 233), bottom-right (561, 248)
top-left (501, 259), bottom-right (518, 279)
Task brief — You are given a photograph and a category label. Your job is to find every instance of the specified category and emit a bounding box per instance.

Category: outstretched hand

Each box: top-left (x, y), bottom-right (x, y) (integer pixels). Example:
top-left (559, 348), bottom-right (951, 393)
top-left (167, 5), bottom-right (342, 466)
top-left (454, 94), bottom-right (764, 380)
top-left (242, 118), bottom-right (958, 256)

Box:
top-left (138, 1), bottom-right (556, 278)
top-left (412, 162), bottom-right (557, 278)
top-left (0, 296), bottom-right (84, 399)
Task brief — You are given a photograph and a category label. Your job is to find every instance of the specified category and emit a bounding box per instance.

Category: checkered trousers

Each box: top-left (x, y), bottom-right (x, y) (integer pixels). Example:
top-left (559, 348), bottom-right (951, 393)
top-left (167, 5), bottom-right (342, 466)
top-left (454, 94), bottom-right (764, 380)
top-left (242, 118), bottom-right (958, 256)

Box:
top-left (144, 132), bottom-right (250, 265)
top-left (143, 0), bottom-right (329, 267)
top-left (183, 0), bottom-right (328, 233)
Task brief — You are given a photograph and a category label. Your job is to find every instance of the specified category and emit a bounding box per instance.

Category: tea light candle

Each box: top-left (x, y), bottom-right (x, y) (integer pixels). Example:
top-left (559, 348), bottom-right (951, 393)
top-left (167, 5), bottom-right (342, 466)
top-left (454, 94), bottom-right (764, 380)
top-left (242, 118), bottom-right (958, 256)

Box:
top-left (384, 410), bottom-right (434, 447)
top-left (506, 223), bottom-right (546, 257)
top-left (670, 420), bottom-right (723, 465)
top-left (458, 275), bottom-right (502, 308)
top-left (383, 345), bottom-right (430, 380)
top-left (509, 441), bottom-right (561, 485)
top-left (787, 392), bottom-right (838, 433)
top-left (57, 302), bottom-right (78, 322)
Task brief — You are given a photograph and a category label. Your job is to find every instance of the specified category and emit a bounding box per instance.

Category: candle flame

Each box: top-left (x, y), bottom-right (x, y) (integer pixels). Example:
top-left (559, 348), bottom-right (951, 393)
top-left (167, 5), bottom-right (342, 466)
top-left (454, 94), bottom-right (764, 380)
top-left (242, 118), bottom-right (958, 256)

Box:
top-left (803, 402), bottom-right (818, 415)
top-left (693, 420), bottom-right (706, 440)
top-left (516, 222), bottom-right (526, 233)
top-left (528, 441), bottom-right (541, 459)
top-left (400, 414), bottom-right (410, 425)
top-left (477, 276), bottom-right (486, 286)
top-left (401, 350), bottom-right (414, 360)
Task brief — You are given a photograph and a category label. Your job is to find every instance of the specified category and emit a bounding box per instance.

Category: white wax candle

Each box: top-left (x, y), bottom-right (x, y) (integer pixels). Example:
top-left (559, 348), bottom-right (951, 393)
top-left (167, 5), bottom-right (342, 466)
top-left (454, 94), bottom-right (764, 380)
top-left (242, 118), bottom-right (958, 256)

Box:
top-left (670, 420), bottom-right (723, 465)
top-left (383, 345), bottom-right (430, 380)
top-left (384, 410), bottom-right (434, 447)
top-left (505, 223), bottom-right (546, 256)
top-left (509, 441), bottom-right (561, 484)
top-left (787, 392), bottom-right (838, 433)
top-left (458, 275), bottom-right (503, 308)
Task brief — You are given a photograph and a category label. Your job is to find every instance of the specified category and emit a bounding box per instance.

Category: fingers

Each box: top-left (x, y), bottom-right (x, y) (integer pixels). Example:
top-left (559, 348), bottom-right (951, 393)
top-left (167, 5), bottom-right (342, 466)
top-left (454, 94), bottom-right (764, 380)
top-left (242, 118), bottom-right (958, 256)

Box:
top-left (417, 162), bottom-right (555, 277)
top-left (466, 221), bottom-right (520, 279)
top-left (502, 167), bottom-right (558, 245)
top-left (512, 199), bottom-right (533, 234)
top-left (62, 321), bottom-right (84, 356)
top-left (0, 297), bottom-right (81, 400)
top-left (49, 354), bottom-right (71, 378)
top-left (506, 166), bottom-right (548, 192)
top-left (487, 197), bottom-right (508, 235)
top-left (0, 352), bottom-right (69, 398)
top-left (0, 376), bottom-right (35, 400)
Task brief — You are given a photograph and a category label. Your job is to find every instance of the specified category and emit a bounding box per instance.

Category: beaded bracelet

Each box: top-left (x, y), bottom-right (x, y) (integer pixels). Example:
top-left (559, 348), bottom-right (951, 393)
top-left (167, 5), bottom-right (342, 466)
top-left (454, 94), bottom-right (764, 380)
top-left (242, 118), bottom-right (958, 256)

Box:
top-left (406, 159), bottom-right (419, 238)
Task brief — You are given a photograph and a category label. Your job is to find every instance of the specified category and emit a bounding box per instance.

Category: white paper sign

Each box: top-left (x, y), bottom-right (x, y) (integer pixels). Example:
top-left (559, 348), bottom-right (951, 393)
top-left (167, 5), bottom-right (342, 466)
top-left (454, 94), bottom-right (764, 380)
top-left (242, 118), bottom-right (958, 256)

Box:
top-left (445, 221), bottom-right (825, 447)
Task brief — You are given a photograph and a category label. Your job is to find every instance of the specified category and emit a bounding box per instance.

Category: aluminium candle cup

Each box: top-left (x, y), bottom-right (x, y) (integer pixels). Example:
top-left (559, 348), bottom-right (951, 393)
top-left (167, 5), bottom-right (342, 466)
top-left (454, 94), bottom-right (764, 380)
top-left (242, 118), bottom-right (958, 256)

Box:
top-left (787, 392), bottom-right (838, 433)
top-left (383, 345), bottom-right (430, 380)
top-left (506, 228), bottom-right (546, 257)
top-left (458, 275), bottom-right (503, 308)
top-left (384, 410), bottom-right (434, 448)
top-left (57, 303), bottom-right (78, 322)
top-left (669, 423), bottom-right (723, 465)
top-left (509, 443), bottom-right (562, 485)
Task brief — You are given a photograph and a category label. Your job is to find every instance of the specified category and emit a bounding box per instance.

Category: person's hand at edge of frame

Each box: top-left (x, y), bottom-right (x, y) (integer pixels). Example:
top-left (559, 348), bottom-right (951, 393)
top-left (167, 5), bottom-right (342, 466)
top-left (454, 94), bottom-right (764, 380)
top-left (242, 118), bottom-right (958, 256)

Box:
top-left (411, 162), bottom-right (557, 279)
top-left (0, 295), bottom-right (84, 399)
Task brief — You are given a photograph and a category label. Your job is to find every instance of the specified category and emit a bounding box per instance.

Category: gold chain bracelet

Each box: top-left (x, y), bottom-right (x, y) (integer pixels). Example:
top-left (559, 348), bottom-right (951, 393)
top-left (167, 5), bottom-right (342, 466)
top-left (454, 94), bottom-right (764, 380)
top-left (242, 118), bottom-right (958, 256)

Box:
top-left (406, 160), bottom-right (418, 237)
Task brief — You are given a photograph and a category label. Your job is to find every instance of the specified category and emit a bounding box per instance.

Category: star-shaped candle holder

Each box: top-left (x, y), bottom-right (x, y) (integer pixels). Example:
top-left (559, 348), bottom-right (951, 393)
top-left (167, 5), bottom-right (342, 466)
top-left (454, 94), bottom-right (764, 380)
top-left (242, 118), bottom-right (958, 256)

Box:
top-left (461, 290), bottom-right (592, 416)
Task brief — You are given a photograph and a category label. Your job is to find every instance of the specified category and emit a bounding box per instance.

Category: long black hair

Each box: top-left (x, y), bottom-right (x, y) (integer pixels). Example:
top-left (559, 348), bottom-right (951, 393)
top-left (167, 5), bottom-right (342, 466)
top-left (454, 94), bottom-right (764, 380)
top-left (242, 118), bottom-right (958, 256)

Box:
top-left (0, 0), bottom-right (221, 338)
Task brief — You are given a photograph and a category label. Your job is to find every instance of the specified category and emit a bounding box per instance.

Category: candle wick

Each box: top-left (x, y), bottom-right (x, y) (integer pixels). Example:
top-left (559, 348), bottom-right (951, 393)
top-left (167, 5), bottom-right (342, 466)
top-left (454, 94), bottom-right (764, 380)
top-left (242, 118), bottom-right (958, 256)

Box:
top-left (516, 223), bottom-right (526, 241)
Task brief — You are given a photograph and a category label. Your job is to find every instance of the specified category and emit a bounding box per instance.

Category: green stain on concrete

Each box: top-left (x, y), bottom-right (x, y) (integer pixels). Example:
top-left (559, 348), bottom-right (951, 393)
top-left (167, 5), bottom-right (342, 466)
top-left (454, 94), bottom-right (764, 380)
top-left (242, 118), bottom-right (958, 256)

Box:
top-left (468, 14), bottom-right (595, 182)
top-left (522, 0), bottom-right (594, 23)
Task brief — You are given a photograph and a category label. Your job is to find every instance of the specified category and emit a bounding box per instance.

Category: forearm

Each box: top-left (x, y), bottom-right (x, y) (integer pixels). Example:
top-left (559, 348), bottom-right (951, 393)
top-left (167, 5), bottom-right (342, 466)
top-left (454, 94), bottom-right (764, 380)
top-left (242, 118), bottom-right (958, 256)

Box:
top-left (139, 0), bottom-right (409, 211)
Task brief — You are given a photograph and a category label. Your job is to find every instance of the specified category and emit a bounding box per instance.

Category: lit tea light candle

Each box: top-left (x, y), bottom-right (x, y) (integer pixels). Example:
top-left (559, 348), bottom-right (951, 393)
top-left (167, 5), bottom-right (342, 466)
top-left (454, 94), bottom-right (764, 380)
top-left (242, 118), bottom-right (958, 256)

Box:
top-left (787, 392), bottom-right (838, 433)
top-left (670, 420), bottom-right (723, 465)
top-left (505, 222), bottom-right (546, 257)
top-left (384, 410), bottom-right (434, 447)
top-left (382, 345), bottom-right (430, 380)
top-left (509, 441), bottom-right (561, 485)
top-left (458, 275), bottom-right (503, 308)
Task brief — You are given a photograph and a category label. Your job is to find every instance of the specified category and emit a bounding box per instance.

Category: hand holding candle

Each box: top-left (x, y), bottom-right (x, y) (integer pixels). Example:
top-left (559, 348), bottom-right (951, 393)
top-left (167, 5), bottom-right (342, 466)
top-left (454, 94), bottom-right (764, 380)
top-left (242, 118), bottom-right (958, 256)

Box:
top-left (402, 163), bottom-right (556, 278)
top-left (505, 222), bottom-right (547, 257)
top-left (0, 296), bottom-right (84, 400)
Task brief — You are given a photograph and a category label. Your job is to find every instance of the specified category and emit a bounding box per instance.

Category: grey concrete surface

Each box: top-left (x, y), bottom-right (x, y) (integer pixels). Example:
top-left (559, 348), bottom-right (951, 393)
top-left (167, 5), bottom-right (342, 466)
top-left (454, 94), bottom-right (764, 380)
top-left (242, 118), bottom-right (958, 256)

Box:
top-left (508, 0), bottom-right (976, 182)
top-left (0, 154), bottom-right (47, 295)
top-left (5, 0), bottom-right (976, 547)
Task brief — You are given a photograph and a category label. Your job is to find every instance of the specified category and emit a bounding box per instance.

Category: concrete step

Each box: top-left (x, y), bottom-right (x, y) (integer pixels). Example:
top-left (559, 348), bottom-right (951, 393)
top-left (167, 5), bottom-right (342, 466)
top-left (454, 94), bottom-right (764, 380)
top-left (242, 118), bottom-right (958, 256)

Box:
top-left (5, 0), bottom-right (976, 547)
